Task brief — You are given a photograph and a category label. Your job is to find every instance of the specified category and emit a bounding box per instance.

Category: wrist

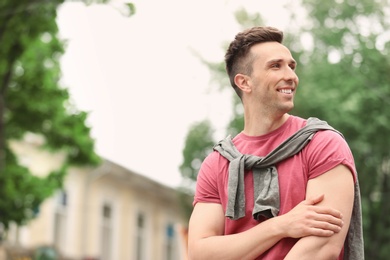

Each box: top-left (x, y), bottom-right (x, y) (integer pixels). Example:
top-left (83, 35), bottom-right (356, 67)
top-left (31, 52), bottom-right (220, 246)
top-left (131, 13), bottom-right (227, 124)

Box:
top-left (267, 215), bottom-right (288, 239)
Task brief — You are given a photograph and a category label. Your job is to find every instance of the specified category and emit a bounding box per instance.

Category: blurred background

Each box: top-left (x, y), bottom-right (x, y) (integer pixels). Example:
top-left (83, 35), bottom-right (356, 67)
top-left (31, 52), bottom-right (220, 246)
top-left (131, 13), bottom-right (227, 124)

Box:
top-left (0, 0), bottom-right (389, 259)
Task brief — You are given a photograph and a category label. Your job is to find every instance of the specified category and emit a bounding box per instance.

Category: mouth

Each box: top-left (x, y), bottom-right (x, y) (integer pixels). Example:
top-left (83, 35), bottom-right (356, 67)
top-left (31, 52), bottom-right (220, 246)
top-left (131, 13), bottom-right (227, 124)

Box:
top-left (277, 88), bottom-right (294, 94)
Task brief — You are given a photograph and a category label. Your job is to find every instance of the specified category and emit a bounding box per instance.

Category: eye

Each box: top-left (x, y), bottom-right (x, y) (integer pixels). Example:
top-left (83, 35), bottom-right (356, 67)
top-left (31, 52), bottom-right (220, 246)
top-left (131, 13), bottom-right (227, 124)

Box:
top-left (289, 63), bottom-right (296, 70)
top-left (271, 63), bottom-right (280, 68)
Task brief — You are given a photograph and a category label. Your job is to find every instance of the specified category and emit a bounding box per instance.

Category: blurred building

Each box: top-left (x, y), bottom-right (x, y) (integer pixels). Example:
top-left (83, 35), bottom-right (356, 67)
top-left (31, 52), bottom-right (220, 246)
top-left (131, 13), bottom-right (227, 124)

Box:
top-left (3, 135), bottom-right (189, 260)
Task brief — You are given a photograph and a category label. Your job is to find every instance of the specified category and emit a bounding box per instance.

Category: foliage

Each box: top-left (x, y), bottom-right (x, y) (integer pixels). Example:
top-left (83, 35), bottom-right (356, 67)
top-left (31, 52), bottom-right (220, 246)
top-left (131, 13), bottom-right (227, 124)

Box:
top-left (0, 147), bottom-right (67, 227)
top-left (0, 0), bottom-right (134, 228)
top-left (179, 120), bottom-right (215, 182)
top-left (178, 120), bottom-right (215, 217)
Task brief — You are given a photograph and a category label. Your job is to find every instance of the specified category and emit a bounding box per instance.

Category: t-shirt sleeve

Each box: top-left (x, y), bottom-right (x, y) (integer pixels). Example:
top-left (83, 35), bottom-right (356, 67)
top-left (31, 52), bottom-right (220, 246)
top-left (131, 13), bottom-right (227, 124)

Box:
top-left (305, 130), bottom-right (357, 182)
top-left (193, 152), bottom-right (223, 206)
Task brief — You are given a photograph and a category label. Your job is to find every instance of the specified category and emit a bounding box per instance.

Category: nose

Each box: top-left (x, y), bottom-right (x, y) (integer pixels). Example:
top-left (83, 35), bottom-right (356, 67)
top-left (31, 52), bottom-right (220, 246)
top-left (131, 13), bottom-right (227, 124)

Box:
top-left (284, 67), bottom-right (299, 86)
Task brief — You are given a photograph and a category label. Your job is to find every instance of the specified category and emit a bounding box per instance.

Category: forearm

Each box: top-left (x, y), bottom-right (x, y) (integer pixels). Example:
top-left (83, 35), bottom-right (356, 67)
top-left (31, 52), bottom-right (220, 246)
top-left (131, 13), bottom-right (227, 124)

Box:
top-left (188, 217), bottom-right (284, 260)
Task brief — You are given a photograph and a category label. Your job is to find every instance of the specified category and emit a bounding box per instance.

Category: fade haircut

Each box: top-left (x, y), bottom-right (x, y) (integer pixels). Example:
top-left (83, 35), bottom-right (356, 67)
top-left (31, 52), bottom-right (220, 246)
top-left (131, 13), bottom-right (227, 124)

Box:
top-left (225, 26), bottom-right (284, 99)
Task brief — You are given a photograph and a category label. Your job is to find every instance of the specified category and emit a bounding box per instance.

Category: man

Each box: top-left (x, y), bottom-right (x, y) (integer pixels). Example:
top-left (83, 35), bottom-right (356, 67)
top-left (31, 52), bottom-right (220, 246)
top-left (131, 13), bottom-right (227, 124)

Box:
top-left (188, 26), bottom-right (362, 259)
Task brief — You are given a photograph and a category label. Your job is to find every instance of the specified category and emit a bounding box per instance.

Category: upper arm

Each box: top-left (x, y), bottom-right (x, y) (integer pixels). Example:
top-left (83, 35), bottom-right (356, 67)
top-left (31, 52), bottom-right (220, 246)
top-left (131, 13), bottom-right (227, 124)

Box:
top-left (188, 203), bottom-right (225, 254)
top-left (285, 164), bottom-right (355, 259)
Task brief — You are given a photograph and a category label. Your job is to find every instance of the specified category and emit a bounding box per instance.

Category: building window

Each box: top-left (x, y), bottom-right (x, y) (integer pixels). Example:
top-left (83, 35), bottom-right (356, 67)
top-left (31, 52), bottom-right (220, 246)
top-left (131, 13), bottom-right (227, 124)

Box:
top-left (135, 212), bottom-right (146, 260)
top-left (101, 203), bottom-right (113, 260)
top-left (57, 190), bottom-right (67, 208)
top-left (165, 223), bottom-right (176, 260)
top-left (54, 190), bottom-right (67, 253)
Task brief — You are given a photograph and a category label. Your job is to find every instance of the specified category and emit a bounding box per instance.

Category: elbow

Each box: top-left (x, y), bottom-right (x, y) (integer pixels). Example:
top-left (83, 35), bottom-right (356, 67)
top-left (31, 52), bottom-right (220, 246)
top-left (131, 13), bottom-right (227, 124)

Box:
top-left (187, 247), bottom-right (195, 260)
top-left (188, 241), bottom-right (214, 260)
top-left (187, 242), bottom-right (202, 260)
top-left (188, 248), bottom-right (204, 260)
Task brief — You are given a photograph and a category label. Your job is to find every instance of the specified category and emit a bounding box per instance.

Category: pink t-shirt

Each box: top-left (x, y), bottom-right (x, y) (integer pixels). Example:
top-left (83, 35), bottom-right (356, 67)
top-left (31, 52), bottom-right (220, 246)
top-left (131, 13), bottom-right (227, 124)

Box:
top-left (193, 115), bottom-right (356, 259)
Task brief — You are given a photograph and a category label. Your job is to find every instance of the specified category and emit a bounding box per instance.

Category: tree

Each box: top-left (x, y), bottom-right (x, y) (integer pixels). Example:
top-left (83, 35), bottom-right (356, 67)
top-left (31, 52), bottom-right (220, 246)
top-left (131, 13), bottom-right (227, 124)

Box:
top-left (0, 0), bottom-right (134, 229)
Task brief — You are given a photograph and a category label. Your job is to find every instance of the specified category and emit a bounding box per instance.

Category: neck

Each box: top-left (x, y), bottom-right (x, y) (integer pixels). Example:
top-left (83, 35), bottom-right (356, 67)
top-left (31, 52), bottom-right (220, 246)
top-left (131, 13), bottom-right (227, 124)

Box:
top-left (242, 112), bottom-right (290, 136)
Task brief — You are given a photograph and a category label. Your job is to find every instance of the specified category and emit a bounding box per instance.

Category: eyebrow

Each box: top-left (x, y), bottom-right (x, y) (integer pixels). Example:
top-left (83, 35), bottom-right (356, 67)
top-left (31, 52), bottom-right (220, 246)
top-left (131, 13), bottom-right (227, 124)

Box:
top-left (266, 58), bottom-right (297, 66)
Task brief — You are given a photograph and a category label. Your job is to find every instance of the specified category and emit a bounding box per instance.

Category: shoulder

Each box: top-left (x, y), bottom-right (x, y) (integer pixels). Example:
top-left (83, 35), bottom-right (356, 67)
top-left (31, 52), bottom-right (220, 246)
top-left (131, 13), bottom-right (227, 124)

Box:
top-left (197, 151), bottom-right (229, 183)
top-left (305, 119), bottom-right (352, 157)
top-left (202, 150), bottom-right (228, 168)
top-left (288, 115), bottom-right (307, 129)
top-left (194, 151), bottom-right (229, 206)
top-left (305, 127), bottom-right (356, 181)
top-left (311, 127), bottom-right (349, 151)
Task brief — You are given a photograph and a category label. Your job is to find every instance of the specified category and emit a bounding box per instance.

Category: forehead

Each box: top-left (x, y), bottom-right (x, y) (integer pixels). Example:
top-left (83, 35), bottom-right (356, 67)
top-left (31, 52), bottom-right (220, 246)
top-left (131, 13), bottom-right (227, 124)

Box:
top-left (250, 42), bottom-right (295, 63)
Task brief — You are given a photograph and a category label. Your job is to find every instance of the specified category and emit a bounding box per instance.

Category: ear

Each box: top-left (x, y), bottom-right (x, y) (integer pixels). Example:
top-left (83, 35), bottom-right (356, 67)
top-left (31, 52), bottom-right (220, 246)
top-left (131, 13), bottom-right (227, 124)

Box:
top-left (234, 73), bottom-right (252, 93)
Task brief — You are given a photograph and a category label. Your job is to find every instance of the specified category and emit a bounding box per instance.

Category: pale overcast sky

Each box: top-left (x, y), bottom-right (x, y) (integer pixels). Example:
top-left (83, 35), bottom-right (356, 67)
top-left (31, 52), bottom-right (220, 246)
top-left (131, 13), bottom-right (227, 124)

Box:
top-left (56, 0), bottom-right (296, 187)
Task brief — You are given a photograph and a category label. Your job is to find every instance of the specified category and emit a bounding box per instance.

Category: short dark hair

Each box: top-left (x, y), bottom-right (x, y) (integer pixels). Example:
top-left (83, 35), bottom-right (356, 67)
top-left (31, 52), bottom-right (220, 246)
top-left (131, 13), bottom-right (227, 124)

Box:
top-left (225, 26), bottom-right (284, 98)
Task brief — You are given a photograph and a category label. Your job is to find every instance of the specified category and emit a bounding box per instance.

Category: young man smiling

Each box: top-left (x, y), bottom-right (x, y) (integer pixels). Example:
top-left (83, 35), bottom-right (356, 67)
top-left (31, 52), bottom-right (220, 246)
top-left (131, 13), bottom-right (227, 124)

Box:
top-left (187, 26), bottom-right (363, 259)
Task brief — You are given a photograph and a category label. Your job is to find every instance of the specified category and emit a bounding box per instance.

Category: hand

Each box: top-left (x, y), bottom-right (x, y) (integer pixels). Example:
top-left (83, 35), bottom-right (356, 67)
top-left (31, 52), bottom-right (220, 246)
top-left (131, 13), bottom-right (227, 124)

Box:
top-left (279, 194), bottom-right (343, 238)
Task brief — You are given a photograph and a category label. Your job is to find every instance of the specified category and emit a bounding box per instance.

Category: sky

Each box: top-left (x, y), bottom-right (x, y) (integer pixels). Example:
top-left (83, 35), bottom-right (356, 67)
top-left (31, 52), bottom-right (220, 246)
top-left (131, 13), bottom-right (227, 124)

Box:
top-left (56, 0), bottom-right (296, 187)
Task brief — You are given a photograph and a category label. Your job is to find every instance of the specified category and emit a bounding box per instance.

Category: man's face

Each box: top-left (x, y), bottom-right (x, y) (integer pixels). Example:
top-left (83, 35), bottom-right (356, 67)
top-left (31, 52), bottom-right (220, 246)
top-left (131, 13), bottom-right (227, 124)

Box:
top-left (245, 41), bottom-right (299, 115)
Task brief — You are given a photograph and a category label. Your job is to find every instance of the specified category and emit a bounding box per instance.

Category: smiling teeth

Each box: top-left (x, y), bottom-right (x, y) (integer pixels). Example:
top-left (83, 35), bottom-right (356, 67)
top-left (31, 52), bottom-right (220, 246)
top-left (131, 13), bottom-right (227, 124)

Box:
top-left (279, 89), bottom-right (292, 94)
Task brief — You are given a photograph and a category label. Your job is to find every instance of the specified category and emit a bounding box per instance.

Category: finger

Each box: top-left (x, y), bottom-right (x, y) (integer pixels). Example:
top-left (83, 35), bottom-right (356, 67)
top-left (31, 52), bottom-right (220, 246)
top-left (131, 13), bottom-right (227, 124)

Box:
top-left (307, 227), bottom-right (335, 237)
top-left (304, 194), bottom-right (324, 205)
top-left (314, 207), bottom-right (343, 219)
top-left (317, 214), bottom-right (344, 227)
top-left (313, 220), bottom-right (343, 233)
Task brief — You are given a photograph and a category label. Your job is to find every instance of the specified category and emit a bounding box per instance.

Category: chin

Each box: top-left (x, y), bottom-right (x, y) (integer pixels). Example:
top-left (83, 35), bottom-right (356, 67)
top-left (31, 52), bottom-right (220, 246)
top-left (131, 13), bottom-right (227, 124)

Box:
top-left (281, 103), bottom-right (294, 113)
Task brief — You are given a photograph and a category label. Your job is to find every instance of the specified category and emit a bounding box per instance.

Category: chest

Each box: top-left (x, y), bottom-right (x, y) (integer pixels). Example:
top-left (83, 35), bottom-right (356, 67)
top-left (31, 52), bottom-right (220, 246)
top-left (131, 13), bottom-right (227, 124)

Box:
top-left (219, 153), bottom-right (309, 217)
